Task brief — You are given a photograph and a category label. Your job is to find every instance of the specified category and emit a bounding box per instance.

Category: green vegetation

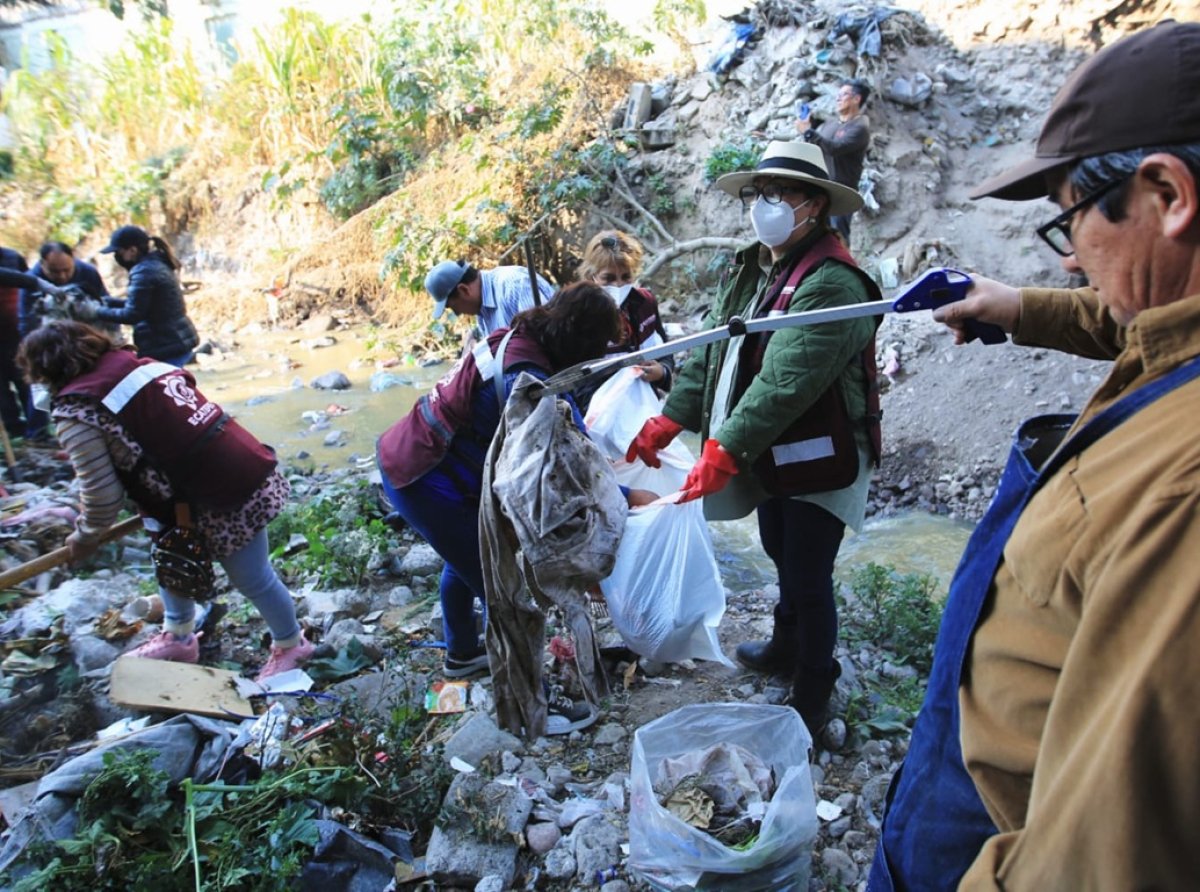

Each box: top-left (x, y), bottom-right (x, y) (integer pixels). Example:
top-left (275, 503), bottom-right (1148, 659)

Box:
top-left (838, 562), bottom-right (944, 740)
top-left (0, 0), bottom-right (702, 308)
top-left (267, 479), bottom-right (397, 588)
top-left (3, 680), bottom-right (450, 892)
top-left (845, 562), bottom-right (942, 673)
top-left (704, 138), bottom-right (762, 182)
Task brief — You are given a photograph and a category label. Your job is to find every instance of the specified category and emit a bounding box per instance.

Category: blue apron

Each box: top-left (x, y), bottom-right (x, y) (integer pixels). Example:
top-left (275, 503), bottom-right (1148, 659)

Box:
top-left (868, 355), bottom-right (1200, 891)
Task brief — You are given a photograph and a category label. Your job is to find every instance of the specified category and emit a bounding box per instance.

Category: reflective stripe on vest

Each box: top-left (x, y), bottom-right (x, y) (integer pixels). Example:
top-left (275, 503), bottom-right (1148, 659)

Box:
top-left (101, 361), bottom-right (179, 414)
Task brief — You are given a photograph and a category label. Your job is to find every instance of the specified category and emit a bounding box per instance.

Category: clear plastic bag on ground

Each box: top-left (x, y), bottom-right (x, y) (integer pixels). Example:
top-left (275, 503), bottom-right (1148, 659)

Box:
top-left (629, 704), bottom-right (817, 891)
top-left (601, 497), bottom-right (732, 666)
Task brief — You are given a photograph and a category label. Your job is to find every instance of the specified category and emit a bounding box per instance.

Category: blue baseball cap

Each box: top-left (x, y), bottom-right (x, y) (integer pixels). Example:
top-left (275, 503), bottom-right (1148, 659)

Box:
top-left (425, 260), bottom-right (470, 319)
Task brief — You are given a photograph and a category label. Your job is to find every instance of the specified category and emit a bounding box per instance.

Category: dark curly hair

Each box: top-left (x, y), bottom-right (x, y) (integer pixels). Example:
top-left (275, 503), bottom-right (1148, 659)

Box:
top-left (18, 320), bottom-right (116, 391)
top-left (511, 282), bottom-right (620, 370)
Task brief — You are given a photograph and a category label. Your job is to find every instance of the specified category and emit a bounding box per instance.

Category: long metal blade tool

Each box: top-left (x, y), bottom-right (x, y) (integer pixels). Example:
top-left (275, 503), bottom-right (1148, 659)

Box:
top-left (534, 267), bottom-right (1005, 397)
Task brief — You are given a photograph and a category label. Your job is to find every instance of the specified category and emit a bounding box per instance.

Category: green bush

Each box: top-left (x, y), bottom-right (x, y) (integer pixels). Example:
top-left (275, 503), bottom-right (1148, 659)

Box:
top-left (704, 139), bottom-right (762, 182)
top-left (846, 562), bottom-right (942, 673)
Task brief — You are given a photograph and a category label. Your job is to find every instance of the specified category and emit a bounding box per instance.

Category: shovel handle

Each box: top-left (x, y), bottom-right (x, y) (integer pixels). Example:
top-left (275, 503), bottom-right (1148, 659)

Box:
top-left (0, 515), bottom-right (144, 590)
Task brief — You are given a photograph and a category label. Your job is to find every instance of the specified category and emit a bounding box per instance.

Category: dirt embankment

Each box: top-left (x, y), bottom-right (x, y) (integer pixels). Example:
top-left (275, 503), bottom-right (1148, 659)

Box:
top-left (172, 0), bottom-right (1184, 512)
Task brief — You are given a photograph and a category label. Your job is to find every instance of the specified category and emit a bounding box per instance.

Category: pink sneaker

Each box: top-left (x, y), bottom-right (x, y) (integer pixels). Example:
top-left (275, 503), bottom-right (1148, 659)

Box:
top-left (256, 634), bottom-right (315, 682)
top-left (126, 631), bottom-right (199, 663)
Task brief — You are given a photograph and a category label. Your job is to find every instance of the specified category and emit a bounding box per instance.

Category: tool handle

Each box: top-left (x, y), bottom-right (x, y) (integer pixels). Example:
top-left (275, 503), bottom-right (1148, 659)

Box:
top-left (0, 515), bottom-right (143, 590)
top-left (892, 268), bottom-right (1007, 345)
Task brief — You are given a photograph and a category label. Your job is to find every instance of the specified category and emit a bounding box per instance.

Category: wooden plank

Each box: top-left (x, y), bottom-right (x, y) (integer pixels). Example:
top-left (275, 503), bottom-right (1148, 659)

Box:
top-left (109, 657), bottom-right (255, 719)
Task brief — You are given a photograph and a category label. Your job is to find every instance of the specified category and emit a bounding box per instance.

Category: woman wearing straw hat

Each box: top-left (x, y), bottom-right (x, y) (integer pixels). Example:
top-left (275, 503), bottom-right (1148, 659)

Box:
top-left (626, 140), bottom-right (883, 734)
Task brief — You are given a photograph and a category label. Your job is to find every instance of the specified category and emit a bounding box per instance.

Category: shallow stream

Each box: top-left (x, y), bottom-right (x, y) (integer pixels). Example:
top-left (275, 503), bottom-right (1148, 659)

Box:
top-left (194, 325), bottom-right (974, 594)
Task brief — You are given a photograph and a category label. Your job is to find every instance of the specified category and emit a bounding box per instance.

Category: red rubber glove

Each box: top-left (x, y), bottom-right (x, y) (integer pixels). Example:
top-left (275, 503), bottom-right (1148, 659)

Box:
top-left (625, 415), bottom-right (684, 468)
top-left (678, 439), bottom-right (739, 503)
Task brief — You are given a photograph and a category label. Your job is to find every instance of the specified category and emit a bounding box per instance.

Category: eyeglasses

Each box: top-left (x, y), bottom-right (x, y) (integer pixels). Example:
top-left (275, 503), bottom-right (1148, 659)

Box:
top-left (1035, 177), bottom-right (1127, 257)
top-left (739, 183), bottom-right (808, 208)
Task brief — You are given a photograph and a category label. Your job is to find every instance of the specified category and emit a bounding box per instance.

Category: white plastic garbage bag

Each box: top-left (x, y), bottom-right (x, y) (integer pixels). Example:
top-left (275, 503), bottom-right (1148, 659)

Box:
top-left (601, 497), bottom-right (732, 666)
top-left (629, 704), bottom-right (817, 891)
top-left (584, 367), bottom-right (663, 462)
top-left (611, 444), bottom-right (692, 493)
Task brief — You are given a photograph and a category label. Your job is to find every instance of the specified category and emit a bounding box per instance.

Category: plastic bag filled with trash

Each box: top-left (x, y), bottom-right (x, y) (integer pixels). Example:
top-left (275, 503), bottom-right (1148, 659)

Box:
top-left (629, 703), bottom-right (817, 891)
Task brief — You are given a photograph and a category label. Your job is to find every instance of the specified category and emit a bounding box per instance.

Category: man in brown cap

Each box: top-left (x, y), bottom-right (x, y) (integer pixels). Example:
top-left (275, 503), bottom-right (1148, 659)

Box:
top-left (869, 20), bottom-right (1200, 891)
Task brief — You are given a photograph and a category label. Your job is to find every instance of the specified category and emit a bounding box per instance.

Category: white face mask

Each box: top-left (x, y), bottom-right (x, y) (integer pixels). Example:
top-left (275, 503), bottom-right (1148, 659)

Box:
top-left (602, 283), bottom-right (633, 305)
top-left (31, 384), bottom-right (51, 413)
top-left (750, 196), bottom-right (813, 247)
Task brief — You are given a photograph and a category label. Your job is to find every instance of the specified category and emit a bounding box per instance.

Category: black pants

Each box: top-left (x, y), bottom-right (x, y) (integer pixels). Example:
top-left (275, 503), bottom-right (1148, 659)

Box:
top-left (756, 497), bottom-right (846, 672)
top-left (0, 335), bottom-right (28, 437)
top-left (831, 213), bottom-right (852, 241)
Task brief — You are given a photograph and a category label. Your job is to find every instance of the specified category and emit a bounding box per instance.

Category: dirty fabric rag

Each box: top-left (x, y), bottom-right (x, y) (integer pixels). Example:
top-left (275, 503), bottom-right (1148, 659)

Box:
top-left (480, 374), bottom-right (626, 739)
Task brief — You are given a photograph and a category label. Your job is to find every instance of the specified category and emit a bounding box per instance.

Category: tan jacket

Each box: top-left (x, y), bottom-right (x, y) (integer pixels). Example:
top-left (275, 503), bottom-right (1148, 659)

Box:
top-left (958, 288), bottom-right (1200, 890)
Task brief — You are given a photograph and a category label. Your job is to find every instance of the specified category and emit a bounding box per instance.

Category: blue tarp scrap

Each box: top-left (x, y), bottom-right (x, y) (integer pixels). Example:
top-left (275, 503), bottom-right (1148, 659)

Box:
top-left (828, 8), bottom-right (900, 57)
top-left (707, 21), bottom-right (759, 75)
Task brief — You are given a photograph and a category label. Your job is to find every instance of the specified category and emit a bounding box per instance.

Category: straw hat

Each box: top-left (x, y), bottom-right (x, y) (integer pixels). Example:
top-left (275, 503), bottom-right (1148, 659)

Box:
top-left (715, 141), bottom-right (863, 216)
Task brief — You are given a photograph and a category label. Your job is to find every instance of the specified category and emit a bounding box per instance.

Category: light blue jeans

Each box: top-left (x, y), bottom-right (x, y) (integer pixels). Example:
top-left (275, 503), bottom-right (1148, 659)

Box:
top-left (160, 528), bottom-right (300, 644)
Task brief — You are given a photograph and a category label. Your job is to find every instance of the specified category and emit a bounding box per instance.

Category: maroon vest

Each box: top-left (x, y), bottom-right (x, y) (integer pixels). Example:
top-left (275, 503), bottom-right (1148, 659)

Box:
top-left (377, 327), bottom-right (552, 489)
top-left (58, 349), bottom-right (277, 514)
top-left (606, 286), bottom-right (667, 355)
top-left (743, 234), bottom-right (882, 494)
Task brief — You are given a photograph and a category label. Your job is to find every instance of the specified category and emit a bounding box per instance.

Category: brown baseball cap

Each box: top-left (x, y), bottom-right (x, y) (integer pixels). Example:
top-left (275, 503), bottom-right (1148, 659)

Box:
top-left (972, 20), bottom-right (1200, 201)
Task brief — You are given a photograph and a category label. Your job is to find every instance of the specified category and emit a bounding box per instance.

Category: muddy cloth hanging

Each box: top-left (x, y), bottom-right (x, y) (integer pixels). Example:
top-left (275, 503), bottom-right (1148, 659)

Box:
top-left (479, 374), bottom-right (626, 739)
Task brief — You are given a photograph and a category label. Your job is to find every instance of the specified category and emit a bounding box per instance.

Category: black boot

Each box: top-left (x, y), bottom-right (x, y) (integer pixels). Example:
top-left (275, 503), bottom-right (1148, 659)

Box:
top-left (735, 618), bottom-right (799, 675)
top-left (789, 659), bottom-right (842, 735)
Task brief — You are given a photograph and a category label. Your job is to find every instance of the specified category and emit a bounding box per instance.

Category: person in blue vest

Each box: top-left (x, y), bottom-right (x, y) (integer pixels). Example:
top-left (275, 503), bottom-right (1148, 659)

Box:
top-left (869, 21), bottom-right (1200, 891)
top-left (17, 320), bottom-right (313, 682)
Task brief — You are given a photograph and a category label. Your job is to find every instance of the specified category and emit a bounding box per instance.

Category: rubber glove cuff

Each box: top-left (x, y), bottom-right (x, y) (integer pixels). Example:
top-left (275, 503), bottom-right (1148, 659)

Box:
top-left (678, 439), bottom-right (739, 503)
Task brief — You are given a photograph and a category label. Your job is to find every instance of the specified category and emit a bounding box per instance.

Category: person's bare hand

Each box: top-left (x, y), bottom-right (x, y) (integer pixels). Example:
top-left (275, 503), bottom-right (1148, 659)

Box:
top-left (795, 117), bottom-right (813, 134)
top-left (933, 275), bottom-right (1022, 345)
top-left (636, 361), bottom-right (666, 384)
top-left (66, 531), bottom-right (100, 565)
top-left (625, 488), bottom-right (659, 508)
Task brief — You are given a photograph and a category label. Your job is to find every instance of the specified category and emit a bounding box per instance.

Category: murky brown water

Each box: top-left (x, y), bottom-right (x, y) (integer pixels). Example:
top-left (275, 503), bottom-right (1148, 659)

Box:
top-left (197, 325), bottom-right (973, 592)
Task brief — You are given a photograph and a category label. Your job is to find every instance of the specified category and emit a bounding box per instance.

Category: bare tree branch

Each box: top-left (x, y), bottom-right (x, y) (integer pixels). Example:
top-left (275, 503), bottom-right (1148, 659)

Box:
top-left (642, 236), bottom-right (745, 280)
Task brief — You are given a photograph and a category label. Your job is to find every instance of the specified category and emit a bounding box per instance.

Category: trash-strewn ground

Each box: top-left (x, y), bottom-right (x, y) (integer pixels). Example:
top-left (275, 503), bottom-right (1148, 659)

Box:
top-left (1, 0), bottom-right (1171, 887)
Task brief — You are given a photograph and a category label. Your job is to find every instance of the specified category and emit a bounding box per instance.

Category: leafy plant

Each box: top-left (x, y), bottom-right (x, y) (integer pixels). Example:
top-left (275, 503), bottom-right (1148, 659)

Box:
top-left (704, 139), bottom-right (762, 182)
top-left (267, 478), bottom-right (396, 587)
top-left (1, 748), bottom-right (368, 891)
top-left (846, 562), bottom-right (942, 673)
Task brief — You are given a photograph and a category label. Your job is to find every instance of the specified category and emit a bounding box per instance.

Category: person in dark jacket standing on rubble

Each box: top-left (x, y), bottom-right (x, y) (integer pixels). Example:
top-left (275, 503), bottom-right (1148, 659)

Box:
top-left (76, 225), bottom-right (199, 367)
top-left (627, 140), bottom-right (882, 736)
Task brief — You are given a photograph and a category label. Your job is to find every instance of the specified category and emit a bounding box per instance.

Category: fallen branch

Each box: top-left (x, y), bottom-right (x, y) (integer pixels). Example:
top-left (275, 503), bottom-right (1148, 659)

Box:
top-left (641, 236), bottom-right (746, 281)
